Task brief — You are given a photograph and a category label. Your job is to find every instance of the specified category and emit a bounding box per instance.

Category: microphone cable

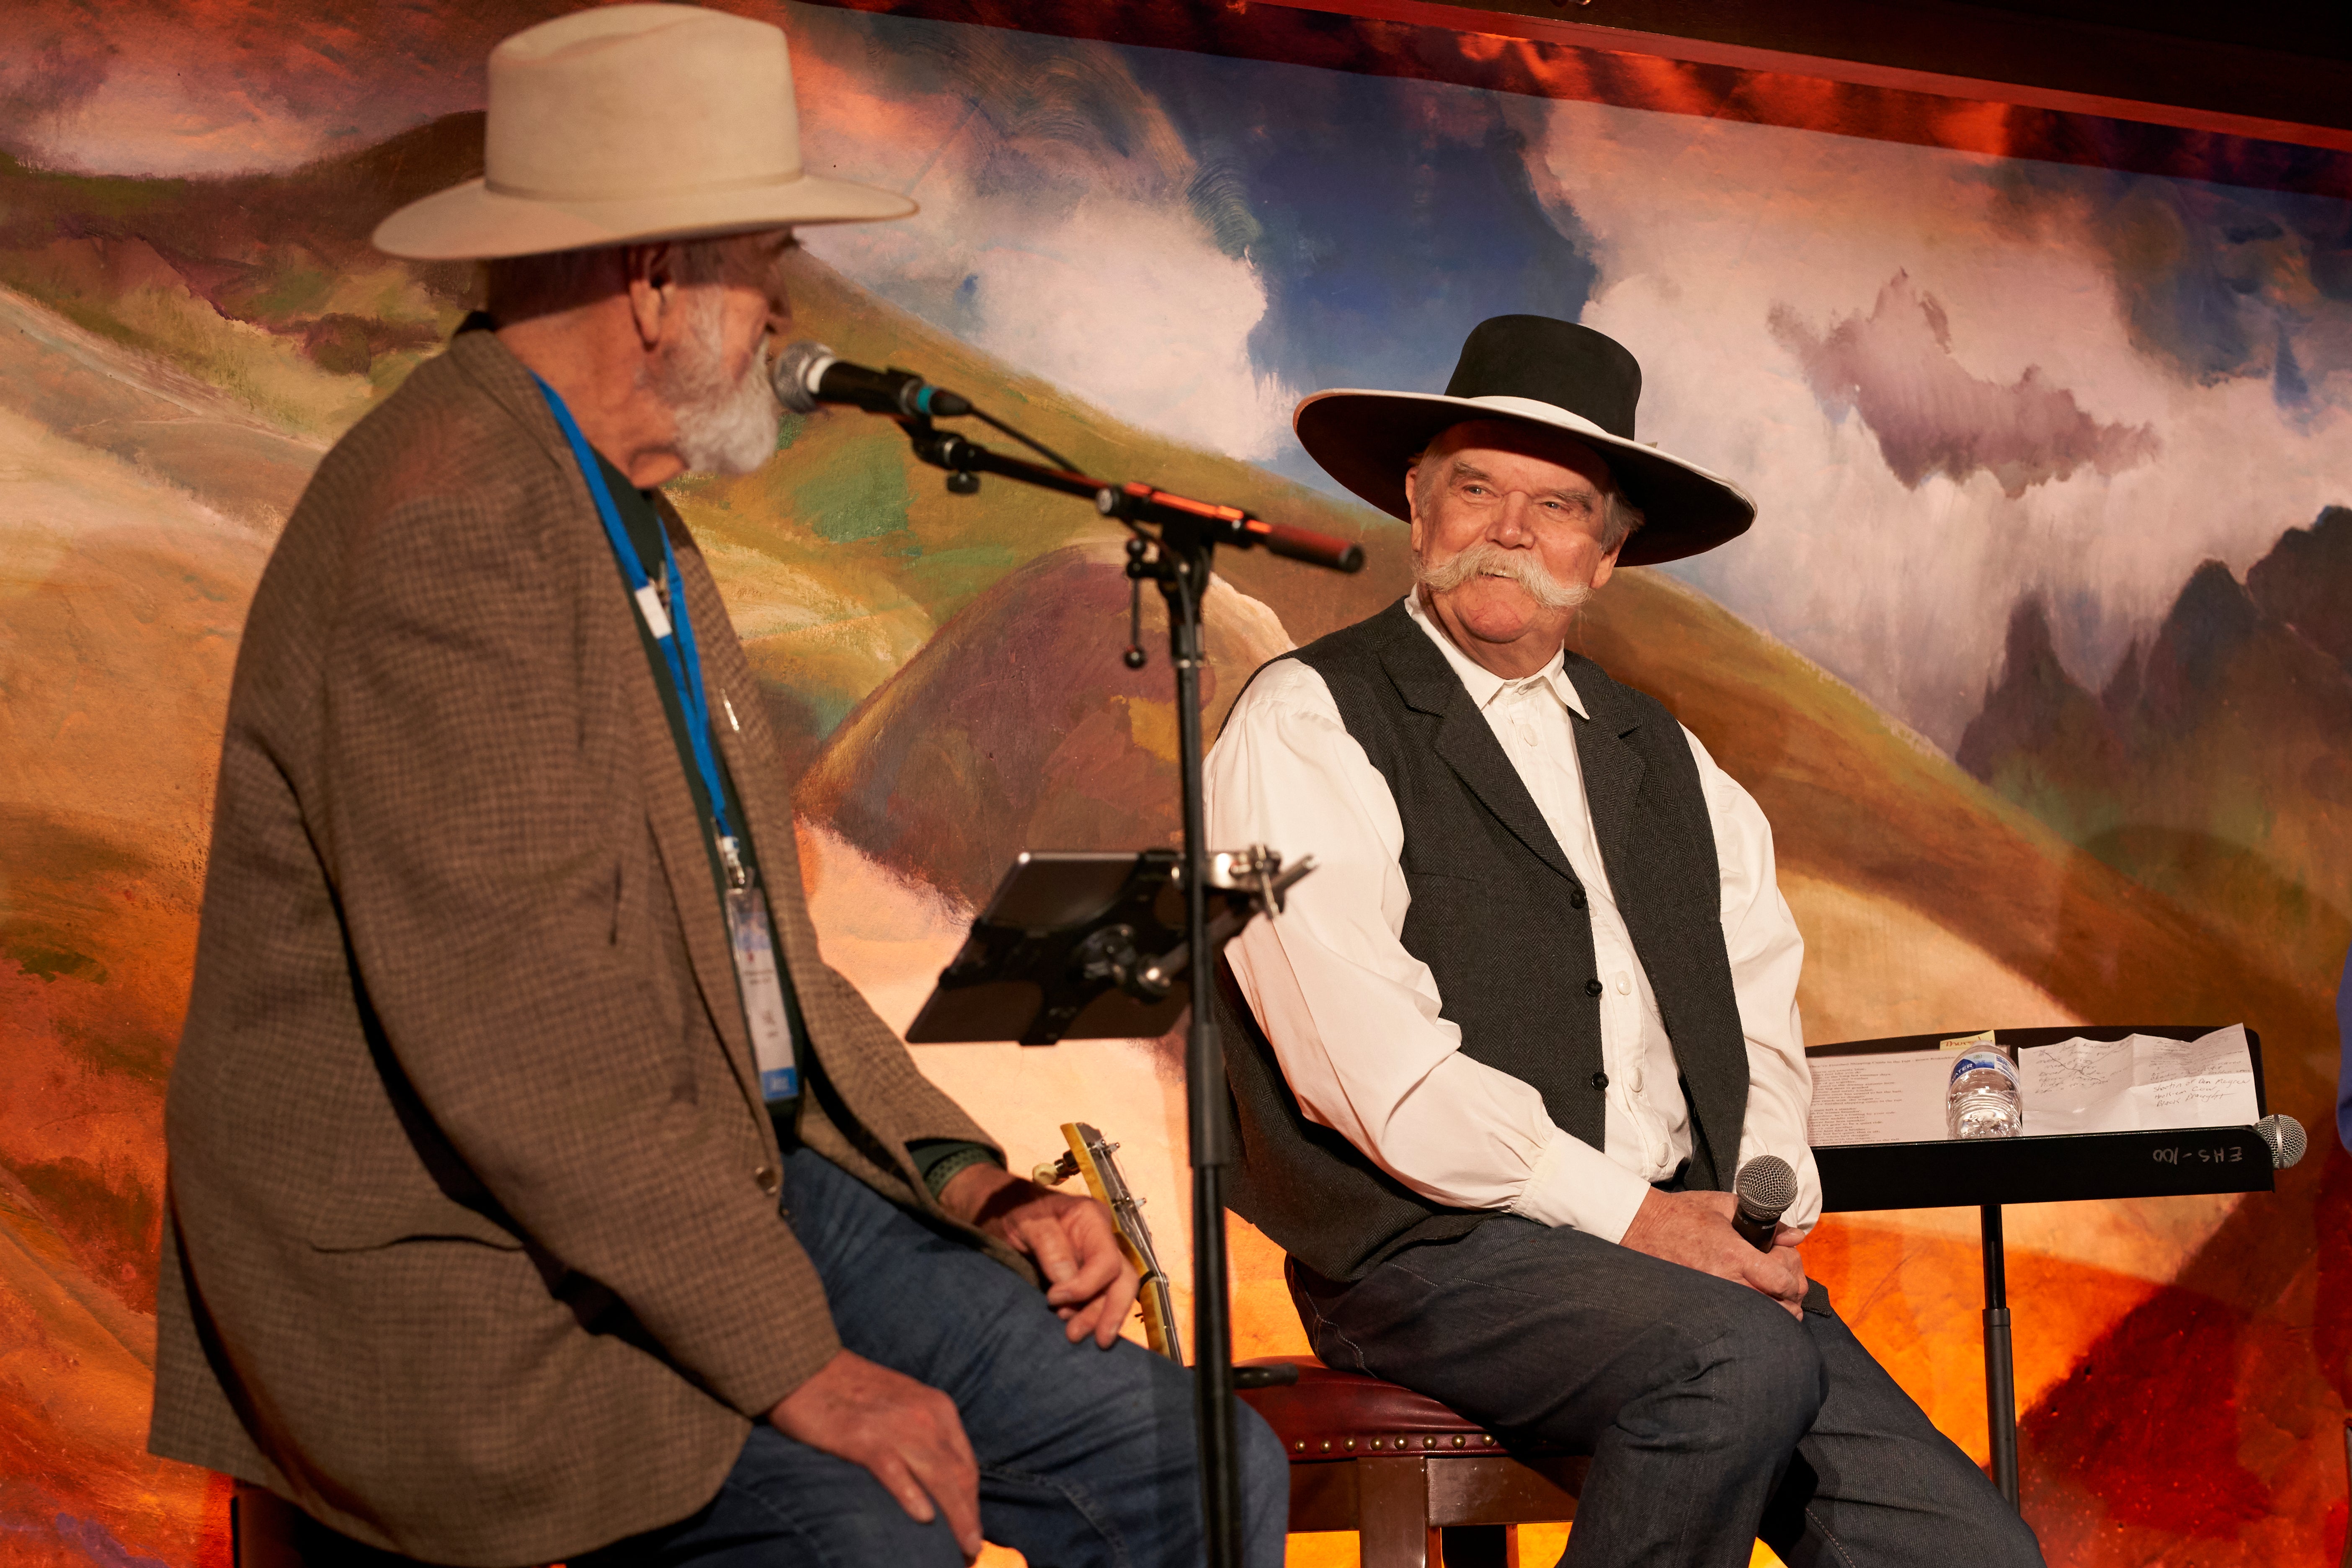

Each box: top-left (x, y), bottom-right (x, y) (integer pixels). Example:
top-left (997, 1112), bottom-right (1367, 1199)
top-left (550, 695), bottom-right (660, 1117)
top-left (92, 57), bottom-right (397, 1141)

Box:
top-left (969, 408), bottom-right (1075, 474)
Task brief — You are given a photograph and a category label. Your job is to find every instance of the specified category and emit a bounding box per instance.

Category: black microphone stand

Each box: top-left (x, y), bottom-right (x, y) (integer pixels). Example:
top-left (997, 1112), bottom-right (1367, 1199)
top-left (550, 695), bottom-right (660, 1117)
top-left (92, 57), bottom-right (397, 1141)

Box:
top-left (890, 414), bottom-right (1362, 1568)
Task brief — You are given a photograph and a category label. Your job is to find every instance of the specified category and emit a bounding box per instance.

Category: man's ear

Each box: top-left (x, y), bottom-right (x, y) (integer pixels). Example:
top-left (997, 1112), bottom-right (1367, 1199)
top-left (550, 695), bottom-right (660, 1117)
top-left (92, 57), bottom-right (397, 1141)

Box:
top-left (1589, 545), bottom-right (1619, 593)
top-left (1404, 464), bottom-right (1424, 557)
top-left (624, 242), bottom-right (676, 350)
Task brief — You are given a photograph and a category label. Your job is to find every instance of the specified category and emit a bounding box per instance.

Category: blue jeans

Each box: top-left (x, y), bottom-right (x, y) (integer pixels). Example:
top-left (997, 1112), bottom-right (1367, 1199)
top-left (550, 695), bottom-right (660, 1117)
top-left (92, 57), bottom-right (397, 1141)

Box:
top-left (576, 1148), bottom-right (1289, 1568)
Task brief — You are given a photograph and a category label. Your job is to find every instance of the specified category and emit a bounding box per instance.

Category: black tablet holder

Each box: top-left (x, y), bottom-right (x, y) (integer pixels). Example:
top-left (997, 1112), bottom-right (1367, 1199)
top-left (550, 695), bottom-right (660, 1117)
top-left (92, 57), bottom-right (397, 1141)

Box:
top-left (906, 848), bottom-right (1315, 1047)
top-left (889, 409), bottom-right (1361, 1568)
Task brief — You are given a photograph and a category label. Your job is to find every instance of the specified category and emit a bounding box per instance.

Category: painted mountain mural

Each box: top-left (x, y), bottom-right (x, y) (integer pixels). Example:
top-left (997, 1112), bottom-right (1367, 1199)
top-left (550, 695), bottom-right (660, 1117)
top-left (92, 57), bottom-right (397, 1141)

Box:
top-left (3, 4), bottom-right (2351, 1566)
top-left (1959, 512), bottom-right (2352, 983)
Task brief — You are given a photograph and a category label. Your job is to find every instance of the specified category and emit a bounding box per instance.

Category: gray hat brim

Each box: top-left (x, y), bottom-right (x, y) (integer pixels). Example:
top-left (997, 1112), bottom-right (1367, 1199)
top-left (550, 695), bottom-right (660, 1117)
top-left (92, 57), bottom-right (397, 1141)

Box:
top-left (374, 173), bottom-right (917, 262)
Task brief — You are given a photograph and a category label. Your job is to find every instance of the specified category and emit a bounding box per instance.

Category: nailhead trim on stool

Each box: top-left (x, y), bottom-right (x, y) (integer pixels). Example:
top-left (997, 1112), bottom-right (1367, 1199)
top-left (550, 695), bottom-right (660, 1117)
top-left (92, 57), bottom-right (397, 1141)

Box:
top-left (1297, 1433), bottom-right (1497, 1453)
top-left (1239, 1356), bottom-right (1541, 1456)
top-left (1237, 1356), bottom-right (1589, 1568)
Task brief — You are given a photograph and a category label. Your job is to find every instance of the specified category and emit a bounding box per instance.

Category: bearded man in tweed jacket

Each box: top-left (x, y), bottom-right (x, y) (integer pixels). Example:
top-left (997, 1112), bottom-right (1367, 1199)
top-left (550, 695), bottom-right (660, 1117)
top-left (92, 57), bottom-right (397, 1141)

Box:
top-left (149, 10), bottom-right (1284, 1567)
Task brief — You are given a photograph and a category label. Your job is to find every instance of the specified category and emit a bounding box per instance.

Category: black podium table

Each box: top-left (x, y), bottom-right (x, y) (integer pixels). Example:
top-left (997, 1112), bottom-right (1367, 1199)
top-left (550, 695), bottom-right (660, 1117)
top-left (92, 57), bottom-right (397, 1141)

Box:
top-left (1808, 1024), bottom-right (2272, 1508)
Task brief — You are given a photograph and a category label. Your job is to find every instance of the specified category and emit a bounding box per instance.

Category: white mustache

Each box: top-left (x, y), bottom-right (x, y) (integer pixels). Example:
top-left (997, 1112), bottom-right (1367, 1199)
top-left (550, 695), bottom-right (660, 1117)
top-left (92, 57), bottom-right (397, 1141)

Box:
top-left (1413, 541), bottom-right (1591, 611)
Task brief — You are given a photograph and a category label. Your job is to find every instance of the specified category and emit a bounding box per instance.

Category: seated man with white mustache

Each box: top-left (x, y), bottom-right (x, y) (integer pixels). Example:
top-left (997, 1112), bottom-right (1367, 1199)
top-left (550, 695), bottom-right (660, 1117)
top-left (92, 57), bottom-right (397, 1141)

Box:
top-left (1207, 316), bottom-right (2043, 1566)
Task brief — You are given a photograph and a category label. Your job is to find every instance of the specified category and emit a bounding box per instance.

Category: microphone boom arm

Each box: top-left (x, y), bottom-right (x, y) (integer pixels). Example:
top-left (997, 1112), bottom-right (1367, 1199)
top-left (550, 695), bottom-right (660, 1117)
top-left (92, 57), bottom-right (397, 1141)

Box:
top-left (897, 419), bottom-right (1366, 575)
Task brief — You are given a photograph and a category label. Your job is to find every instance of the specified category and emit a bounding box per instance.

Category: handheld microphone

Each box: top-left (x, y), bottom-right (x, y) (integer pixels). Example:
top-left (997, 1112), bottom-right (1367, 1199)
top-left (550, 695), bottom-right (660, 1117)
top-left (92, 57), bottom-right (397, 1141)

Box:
top-left (771, 340), bottom-right (972, 420)
top-left (2256, 1113), bottom-right (2306, 1169)
top-left (1730, 1155), bottom-right (1798, 1253)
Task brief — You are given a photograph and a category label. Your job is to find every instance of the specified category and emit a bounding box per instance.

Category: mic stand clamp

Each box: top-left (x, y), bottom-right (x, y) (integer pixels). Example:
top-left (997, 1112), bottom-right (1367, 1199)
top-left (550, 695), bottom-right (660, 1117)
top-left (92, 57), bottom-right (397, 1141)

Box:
top-left (1130, 849), bottom-right (1316, 1001)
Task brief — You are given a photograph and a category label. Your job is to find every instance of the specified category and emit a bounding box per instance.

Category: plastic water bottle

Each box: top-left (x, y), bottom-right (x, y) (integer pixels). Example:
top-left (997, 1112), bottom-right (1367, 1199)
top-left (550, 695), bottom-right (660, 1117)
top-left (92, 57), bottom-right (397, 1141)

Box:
top-left (1947, 1048), bottom-right (2023, 1139)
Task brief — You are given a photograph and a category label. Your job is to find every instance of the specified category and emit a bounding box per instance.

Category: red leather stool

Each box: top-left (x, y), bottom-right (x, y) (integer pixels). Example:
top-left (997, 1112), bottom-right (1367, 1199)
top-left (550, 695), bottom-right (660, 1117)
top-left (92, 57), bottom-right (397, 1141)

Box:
top-left (1237, 1356), bottom-right (1586, 1568)
top-left (230, 1482), bottom-right (310, 1568)
top-left (230, 1482), bottom-right (470, 1568)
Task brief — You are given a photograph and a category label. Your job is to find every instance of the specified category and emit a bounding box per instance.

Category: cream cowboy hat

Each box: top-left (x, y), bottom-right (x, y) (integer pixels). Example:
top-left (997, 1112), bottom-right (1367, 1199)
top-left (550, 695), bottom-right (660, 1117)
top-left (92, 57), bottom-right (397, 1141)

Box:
top-left (1295, 315), bottom-right (1756, 566)
top-left (374, 4), bottom-right (914, 261)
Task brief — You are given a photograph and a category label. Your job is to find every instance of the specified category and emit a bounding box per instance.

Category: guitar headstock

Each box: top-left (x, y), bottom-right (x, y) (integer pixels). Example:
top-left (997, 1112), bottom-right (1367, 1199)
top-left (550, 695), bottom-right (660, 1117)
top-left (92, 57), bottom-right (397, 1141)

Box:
top-left (1069, 1123), bottom-right (1139, 1204)
top-left (1042, 1121), bottom-right (1182, 1363)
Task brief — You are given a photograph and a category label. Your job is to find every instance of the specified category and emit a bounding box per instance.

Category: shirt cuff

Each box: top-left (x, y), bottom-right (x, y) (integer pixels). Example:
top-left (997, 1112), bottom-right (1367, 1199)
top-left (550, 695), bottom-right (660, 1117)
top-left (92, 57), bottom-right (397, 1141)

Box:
top-left (907, 1138), bottom-right (1003, 1199)
top-left (1506, 1127), bottom-right (1656, 1244)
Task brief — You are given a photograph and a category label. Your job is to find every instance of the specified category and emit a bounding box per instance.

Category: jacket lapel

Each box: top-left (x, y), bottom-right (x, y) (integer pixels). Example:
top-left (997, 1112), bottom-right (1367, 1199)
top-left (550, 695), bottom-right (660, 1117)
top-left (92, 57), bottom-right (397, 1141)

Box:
top-left (1378, 611), bottom-right (1579, 887)
top-left (634, 648), bottom-right (766, 1112)
top-left (449, 330), bottom-right (765, 1108)
top-left (683, 534), bottom-right (936, 1202)
top-left (1566, 653), bottom-right (1647, 886)
top-left (653, 532), bottom-right (774, 1112)
top-left (674, 525), bottom-right (825, 995)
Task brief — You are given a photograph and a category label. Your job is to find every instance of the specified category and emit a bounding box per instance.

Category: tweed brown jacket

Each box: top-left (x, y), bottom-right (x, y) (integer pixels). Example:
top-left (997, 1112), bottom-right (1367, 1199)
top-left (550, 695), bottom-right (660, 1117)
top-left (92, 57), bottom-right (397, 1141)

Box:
top-left (150, 326), bottom-right (1011, 1566)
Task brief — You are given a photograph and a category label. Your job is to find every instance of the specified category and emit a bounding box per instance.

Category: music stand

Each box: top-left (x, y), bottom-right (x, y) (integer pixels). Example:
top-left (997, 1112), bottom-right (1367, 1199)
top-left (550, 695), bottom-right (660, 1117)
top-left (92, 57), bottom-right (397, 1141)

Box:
top-left (1810, 1024), bottom-right (2278, 1510)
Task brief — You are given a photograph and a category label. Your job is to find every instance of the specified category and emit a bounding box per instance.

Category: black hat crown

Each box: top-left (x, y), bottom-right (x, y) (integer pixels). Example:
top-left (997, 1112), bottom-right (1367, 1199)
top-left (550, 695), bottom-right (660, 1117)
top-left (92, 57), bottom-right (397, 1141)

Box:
top-left (1444, 315), bottom-right (1643, 441)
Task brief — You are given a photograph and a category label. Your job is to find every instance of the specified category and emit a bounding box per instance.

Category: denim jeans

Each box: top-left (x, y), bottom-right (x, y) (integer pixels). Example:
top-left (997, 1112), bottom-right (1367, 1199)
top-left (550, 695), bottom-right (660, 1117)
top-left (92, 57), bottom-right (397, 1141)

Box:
top-left (1289, 1215), bottom-right (2044, 1568)
top-left (575, 1147), bottom-right (1289, 1568)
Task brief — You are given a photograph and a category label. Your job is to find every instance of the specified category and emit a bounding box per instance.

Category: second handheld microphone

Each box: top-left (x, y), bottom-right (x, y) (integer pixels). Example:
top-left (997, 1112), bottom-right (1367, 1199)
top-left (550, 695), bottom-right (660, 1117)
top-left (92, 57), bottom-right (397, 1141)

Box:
top-left (771, 340), bottom-right (972, 420)
top-left (1730, 1155), bottom-right (1798, 1252)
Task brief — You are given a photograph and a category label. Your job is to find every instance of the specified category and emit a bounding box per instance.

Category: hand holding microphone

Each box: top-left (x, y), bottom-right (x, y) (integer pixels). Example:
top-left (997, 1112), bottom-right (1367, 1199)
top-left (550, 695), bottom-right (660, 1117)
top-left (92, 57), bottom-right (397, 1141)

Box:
top-left (1619, 1157), bottom-right (1807, 1316)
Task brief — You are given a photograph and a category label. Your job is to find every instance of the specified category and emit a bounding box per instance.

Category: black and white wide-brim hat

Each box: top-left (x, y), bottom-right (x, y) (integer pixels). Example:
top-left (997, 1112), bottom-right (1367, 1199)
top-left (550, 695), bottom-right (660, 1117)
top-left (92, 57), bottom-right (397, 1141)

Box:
top-left (1294, 315), bottom-right (1756, 567)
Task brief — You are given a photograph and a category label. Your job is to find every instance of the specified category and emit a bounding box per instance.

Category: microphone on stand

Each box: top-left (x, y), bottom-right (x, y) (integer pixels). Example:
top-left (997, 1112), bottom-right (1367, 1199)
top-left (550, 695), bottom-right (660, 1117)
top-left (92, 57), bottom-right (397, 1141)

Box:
top-left (771, 340), bottom-right (973, 419)
top-left (775, 340), bottom-right (1369, 575)
top-left (1731, 1155), bottom-right (1798, 1253)
top-left (2256, 1113), bottom-right (2307, 1169)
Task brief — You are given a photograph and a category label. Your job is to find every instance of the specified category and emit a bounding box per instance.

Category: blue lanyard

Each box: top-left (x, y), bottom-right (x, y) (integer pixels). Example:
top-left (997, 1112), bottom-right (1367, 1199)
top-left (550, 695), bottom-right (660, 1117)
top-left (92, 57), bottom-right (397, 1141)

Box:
top-left (533, 375), bottom-right (740, 856)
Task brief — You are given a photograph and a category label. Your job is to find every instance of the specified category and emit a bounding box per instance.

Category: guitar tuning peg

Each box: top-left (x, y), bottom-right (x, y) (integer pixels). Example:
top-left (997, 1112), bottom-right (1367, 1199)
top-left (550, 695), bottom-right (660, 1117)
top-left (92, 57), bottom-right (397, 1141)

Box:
top-left (1104, 1140), bottom-right (1121, 1154)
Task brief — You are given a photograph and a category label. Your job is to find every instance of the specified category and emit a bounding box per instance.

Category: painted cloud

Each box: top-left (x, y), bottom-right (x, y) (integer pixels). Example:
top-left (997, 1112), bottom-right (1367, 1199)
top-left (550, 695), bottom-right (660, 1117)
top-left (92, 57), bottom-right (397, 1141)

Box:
top-left (1769, 272), bottom-right (2161, 498)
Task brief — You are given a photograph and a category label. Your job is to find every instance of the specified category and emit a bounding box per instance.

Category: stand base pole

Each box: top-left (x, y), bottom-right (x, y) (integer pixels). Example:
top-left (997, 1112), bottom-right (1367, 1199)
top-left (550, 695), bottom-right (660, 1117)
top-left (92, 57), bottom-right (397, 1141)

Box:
top-left (1983, 1306), bottom-right (2017, 1506)
top-left (1169, 544), bottom-right (1241, 1568)
top-left (1981, 1204), bottom-right (2019, 1510)
top-left (1193, 1162), bottom-right (1240, 1566)
top-left (2340, 1421), bottom-right (2352, 1568)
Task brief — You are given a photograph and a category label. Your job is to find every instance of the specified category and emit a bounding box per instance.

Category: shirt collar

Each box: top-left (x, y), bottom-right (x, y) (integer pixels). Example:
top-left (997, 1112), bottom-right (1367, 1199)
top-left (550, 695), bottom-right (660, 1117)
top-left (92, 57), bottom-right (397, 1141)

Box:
top-left (1401, 591), bottom-right (1590, 718)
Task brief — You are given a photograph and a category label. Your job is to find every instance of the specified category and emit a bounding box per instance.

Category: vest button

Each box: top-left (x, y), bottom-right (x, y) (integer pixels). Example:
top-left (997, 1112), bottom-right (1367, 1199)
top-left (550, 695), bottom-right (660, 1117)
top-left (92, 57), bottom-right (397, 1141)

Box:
top-left (1571, 889), bottom-right (1588, 910)
top-left (753, 1165), bottom-right (780, 1196)
top-left (1584, 977), bottom-right (1604, 997)
top-left (1591, 1071), bottom-right (1609, 1091)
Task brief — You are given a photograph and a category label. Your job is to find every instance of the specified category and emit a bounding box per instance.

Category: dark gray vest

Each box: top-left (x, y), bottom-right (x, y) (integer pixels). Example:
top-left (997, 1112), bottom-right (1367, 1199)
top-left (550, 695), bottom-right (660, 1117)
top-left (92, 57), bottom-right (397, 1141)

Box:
top-left (1217, 601), bottom-right (1751, 1281)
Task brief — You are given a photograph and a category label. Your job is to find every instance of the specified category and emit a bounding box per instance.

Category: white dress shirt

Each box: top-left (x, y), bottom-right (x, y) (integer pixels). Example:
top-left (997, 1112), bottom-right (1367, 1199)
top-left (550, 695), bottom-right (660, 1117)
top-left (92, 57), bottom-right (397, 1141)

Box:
top-left (1207, 593), bottom-right (1820, 1244)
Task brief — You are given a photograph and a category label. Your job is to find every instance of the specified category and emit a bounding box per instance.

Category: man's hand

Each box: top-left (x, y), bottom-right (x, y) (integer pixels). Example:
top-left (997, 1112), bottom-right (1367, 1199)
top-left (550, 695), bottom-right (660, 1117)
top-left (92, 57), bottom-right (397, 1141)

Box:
top-left (1618, 1189), bottom-right (1808, 1318)
top-left (937, 1163), bottom-right (1142, 1348)
top-left (769, 1349), bottom-right (983, 1561)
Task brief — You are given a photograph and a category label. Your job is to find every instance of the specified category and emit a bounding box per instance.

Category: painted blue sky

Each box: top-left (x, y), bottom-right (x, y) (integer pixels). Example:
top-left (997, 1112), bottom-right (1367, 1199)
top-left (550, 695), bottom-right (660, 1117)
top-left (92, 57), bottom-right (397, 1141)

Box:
top-left (1139, 44), bottom-right (1599, 486)
top-left (788, 3), bottom-right (2352, 744)
top-left (789, 5), bottom-right (1599, 489)
top-left (12, 0), bottom-right (2349, 743)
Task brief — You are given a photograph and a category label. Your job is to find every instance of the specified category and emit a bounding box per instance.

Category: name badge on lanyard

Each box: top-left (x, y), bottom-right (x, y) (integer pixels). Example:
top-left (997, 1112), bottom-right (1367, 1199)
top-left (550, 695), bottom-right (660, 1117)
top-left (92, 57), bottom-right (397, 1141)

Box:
top-left (719, 841), bottom-right (799, 1101)
top-left (533, 374), bottom-right (799, 1103)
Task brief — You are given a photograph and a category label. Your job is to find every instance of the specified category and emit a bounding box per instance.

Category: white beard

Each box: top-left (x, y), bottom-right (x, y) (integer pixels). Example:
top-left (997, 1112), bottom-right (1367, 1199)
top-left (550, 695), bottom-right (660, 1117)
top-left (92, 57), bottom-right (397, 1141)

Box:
top-left (1413, 538), bottom-right (1592, 611)
top-left (656, 294), bottom-right (779, 476)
